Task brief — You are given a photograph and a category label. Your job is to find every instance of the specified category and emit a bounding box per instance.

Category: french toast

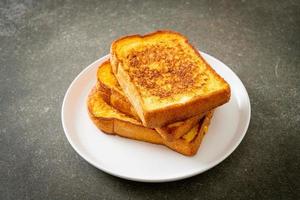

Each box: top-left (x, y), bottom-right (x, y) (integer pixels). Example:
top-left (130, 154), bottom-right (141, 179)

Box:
top-left (97, 60), bottom-right (207, 141)
top-left (97, 60), bottom-right (140, 119)
top-left (111, 30), bottom-right (230, 128)
top-left (87, 86), bottom-right (213, 156)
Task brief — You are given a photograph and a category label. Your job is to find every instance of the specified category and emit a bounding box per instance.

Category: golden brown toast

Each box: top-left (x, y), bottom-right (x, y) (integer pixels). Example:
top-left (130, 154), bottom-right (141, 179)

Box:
top-left (111, 30), bottom-right (230, 128)
top-left (87, 86), bottom-right (214, 156)
top-left (97, 60), bottom-right (140, 119)
top-left (97, 60), bottom-right (206, 141)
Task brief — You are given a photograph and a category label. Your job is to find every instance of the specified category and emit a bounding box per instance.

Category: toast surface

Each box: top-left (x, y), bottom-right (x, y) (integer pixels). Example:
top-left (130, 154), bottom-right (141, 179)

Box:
top-left (87, 86), bottom-right (213, 156)
top-left (97, 60), bottom-right (139, 119)
top-left (111, 30), bottom-right (230, 127)
top-left (97, 60), bottom-right (205, 141)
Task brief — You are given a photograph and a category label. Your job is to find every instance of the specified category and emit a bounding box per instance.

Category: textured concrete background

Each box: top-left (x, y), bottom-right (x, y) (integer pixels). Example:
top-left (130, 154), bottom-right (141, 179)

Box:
top-left (1, 0), bottom-right (299, 199)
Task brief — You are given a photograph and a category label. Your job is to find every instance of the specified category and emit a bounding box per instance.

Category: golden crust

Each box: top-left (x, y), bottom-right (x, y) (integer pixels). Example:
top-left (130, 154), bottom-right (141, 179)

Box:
top-left (97, 60), bottom-right (140, 119)
top-left (110, 30), bottom-right (230, 128)
top-left (87, 86), bottom-right (214, 156)
top-left (141, 87), bottom-right (229, 127)
top-left (155, 113), bottom-right (206, 141)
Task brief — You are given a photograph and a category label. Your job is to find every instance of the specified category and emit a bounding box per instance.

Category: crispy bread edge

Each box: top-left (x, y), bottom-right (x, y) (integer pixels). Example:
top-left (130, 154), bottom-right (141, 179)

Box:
top-left (87, 86), bottom-right (213, 156)
top-left (87, 86), bottom-right (162, 144)
top-left (156, 112), bottom-right (206, 141)
top-left (142, 88), bottom-right (229, 127)
top-left (97, 60), bottom-right (140, 119)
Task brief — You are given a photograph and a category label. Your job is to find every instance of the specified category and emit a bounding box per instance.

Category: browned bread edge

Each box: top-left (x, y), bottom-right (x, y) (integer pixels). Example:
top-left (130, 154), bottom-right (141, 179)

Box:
top-left (87, 86), bottom-right (214, 156)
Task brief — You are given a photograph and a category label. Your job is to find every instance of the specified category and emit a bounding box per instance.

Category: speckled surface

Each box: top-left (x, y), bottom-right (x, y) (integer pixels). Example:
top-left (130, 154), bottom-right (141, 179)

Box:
top-left (1, 0), bottom-right (299, 199)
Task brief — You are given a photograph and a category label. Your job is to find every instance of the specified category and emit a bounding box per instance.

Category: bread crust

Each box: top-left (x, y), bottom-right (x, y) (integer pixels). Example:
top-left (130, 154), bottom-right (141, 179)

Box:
top-left (87, 86), bottom-right (214, 156)
top-left (97, 60), bottom-right (140, 119)
top-left (156, 112), bottom-right (206, 141)
top-left (111, 30), bottom-right (230, 128)
top-left (89, 108), bottom-right (213, 156)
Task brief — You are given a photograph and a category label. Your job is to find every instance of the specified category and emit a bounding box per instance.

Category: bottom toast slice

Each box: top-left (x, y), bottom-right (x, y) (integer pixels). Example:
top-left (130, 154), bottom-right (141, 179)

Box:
top-left (97, 60), bottom-right (207, 141)
top-left (87, 86), bottom-right (213, 156)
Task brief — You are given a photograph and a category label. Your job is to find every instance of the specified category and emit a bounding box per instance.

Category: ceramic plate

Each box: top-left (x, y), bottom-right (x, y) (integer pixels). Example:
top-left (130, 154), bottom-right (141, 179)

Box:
top-left (61, 52), bottom-right (251, 182)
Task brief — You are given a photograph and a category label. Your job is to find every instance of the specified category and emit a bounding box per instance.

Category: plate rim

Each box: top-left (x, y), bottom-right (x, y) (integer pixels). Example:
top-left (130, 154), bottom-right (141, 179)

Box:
top-left (61, 52), bottom-right (251, 182)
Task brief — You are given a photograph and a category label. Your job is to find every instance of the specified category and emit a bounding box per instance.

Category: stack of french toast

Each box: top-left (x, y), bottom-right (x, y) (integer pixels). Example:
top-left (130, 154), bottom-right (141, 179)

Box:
top-left (87, 30), bottom-right (231, 156)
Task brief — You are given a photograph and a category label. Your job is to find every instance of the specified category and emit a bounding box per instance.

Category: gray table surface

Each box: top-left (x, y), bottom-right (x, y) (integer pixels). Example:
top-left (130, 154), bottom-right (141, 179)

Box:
top-left (1, 0), bottom-right (299, 199)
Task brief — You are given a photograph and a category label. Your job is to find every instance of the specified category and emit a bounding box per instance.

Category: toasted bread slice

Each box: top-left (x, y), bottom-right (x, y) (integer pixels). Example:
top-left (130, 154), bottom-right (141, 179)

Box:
top-left (97, 60), bottom-right (206, 141)
top-left (87, 86), bottom-right (213, 156)
top-left (97, 60), bottom-right (140, 119)
top-left (111, 30), bottom-right (230, 127)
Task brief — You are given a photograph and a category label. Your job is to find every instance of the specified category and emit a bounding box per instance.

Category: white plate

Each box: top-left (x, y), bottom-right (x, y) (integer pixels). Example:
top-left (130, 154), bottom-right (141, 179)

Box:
top-left (61, 52), bottom-right (251, 182)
